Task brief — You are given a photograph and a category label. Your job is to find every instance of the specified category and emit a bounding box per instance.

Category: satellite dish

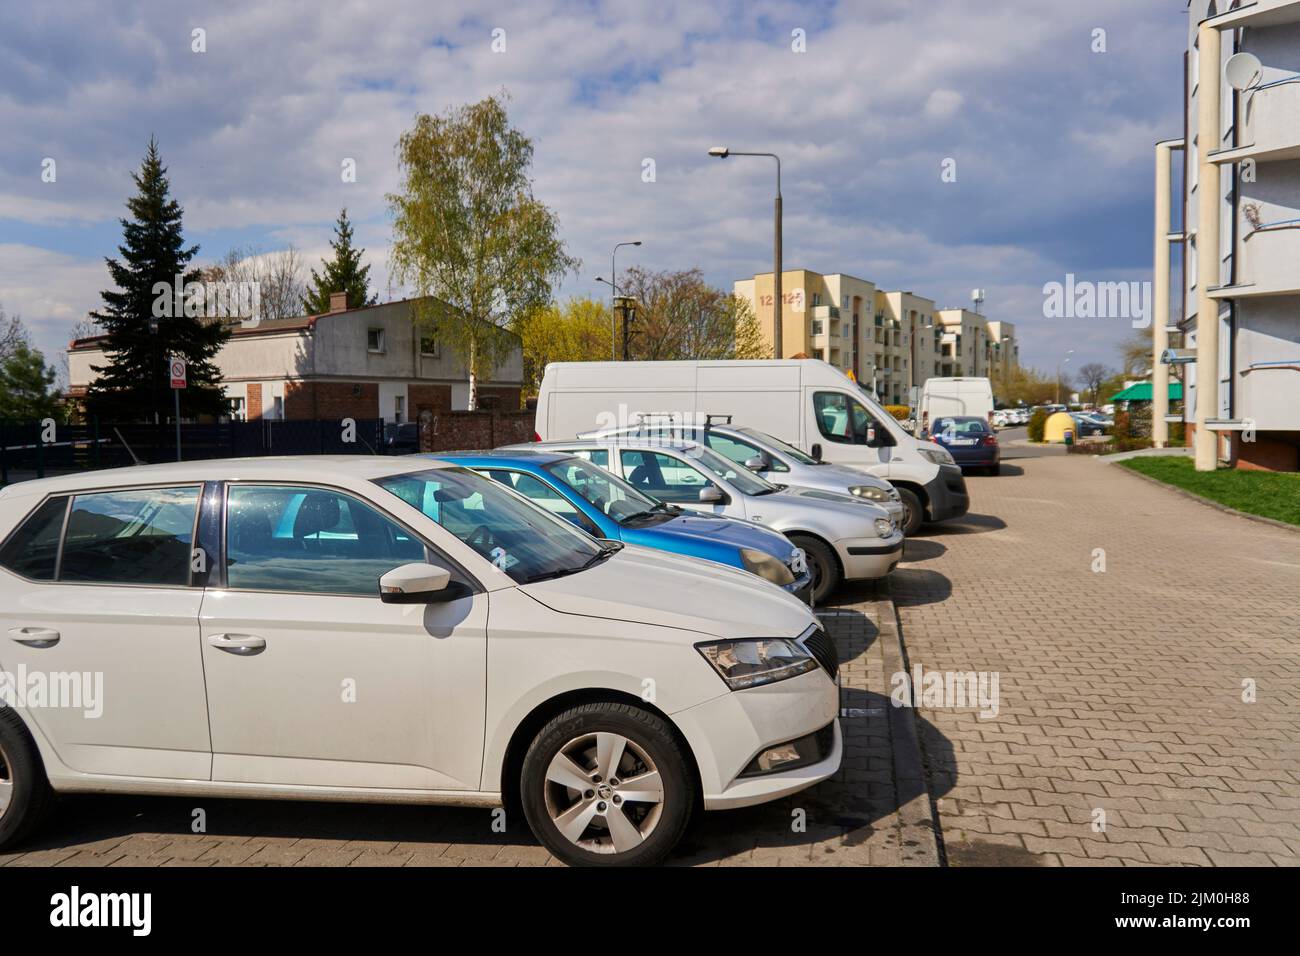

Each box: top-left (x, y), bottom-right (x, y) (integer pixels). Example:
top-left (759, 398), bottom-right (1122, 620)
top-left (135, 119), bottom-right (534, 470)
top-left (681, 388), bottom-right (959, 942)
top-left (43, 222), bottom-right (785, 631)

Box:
top-left (1224, 52), bottom-right (1262, 92)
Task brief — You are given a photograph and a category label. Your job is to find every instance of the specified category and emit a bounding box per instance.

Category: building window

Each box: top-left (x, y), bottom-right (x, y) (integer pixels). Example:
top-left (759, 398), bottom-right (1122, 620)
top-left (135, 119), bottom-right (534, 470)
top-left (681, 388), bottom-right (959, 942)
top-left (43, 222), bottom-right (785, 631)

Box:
top-left (419, 335), bottom-right (439, 357)
top-left (229, 397), bottom-right (246, 421)
top-left (394, 395), bottom-right (405, 424)
top-left (812, 320), bottom-right (824, 335)
top-left (367, 328), bottom-right (386, 353)
top-left (811, 293), bottom-right (822, 307)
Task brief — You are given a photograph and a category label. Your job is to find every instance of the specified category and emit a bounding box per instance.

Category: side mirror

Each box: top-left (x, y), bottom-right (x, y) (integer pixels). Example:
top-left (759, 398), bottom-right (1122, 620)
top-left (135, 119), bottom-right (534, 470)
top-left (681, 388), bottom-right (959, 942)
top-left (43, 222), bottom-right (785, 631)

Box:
top-left (810, 443), bottom-right (823, 461)
top-left (698, 485), bottom-right (724, 503)
top-left (744, 454), bottom-right (770, 471)
top-left (379, 562), bottom-right (451, 603)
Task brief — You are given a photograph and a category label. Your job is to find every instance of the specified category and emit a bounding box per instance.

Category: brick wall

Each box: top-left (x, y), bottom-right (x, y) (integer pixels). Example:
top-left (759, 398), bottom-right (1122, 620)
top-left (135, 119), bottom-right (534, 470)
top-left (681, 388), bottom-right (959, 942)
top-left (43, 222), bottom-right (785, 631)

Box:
top-left (1233, 431), bottom-right (1300, 472)
top-left (419, 410), bottom-right (534, 453)
top-left (246, 383), bottom-right (263, 420)
top-left (474, 385), bottom-right (523, 411)
top-left (284, 382), bottom-right (379, 420)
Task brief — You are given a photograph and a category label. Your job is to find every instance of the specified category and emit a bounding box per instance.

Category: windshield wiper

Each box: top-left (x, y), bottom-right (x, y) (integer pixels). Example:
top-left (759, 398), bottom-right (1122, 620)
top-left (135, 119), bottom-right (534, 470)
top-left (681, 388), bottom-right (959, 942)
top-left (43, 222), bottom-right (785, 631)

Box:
top-left (525, 541), bottom-right (623, 582)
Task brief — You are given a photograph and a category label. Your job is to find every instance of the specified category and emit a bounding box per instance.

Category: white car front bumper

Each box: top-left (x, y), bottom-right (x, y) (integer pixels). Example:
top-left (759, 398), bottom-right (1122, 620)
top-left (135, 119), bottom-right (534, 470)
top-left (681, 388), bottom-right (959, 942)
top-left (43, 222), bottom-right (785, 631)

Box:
top-left (670, 665), bottom-right (840, 810)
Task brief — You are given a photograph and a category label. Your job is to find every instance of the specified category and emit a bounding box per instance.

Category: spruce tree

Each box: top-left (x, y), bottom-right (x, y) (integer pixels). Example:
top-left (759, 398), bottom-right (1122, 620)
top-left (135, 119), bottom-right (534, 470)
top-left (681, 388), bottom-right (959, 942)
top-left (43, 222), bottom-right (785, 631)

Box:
top-left (85, 138), bottom-right (229, 421)
top-left (301, 208), bottom-right (376, 314)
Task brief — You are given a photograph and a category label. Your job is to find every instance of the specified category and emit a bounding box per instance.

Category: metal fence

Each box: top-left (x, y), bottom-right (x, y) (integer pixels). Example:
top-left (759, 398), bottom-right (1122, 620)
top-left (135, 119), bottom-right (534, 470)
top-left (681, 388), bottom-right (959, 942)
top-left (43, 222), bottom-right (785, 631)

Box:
top-left (0, 418), bottom-right (388, 486)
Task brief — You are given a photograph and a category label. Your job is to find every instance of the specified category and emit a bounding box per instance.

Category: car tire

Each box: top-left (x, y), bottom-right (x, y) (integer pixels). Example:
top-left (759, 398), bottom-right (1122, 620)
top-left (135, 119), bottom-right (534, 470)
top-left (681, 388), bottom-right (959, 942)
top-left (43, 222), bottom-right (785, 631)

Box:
top-left (895, 488), bottom-right (925, 536)
top-left (520, 702), bottom-right (695, 867)
top-left (790, 534), bottom-right (840, 604)
top-left (0, 707), bottom-right (54, 851)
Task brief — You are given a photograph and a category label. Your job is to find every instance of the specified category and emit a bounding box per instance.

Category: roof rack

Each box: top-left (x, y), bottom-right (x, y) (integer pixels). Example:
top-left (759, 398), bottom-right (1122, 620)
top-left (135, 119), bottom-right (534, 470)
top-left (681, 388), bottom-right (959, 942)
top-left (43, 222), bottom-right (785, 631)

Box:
top-left (703, 414), bottom-right (733, 427)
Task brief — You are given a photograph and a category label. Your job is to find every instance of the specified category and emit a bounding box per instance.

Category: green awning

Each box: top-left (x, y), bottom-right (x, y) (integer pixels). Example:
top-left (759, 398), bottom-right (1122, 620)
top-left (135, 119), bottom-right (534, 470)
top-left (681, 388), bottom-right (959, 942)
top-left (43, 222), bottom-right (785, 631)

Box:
top-left (1109, 381), bottom-right (1183, 402)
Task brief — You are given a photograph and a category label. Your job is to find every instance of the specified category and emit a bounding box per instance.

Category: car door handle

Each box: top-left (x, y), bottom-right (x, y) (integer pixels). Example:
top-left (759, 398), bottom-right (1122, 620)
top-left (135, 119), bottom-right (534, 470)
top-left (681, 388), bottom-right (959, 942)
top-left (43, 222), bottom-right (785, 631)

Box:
top-left (207, 633), bottom-right (267, 655)
top-left (8, 627), bottom-right (61, 648)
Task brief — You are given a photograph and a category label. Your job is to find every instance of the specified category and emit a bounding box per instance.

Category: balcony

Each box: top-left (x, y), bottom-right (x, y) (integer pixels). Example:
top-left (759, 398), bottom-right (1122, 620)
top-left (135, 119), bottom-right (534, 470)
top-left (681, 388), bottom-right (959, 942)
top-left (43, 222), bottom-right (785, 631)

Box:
top-left (1212, 215), bottom-right (1300, 298)
top-left (1209, 78), bottom-right (1300, 166)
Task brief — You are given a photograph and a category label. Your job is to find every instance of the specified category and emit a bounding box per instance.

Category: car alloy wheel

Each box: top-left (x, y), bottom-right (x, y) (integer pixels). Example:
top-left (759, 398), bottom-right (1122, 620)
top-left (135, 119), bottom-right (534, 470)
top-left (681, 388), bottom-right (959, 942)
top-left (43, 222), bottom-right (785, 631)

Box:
top-left (0, 741), bottom-right (11, 822)
top-left (543, 732), bottom-right (665, 854)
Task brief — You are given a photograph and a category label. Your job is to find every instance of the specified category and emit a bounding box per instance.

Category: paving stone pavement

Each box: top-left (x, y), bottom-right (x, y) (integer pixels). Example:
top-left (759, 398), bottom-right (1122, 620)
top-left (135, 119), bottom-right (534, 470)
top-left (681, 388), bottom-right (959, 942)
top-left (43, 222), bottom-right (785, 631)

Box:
top-left (0, 588), bottom-right (935, 868)
top-left (891, 454), bottom-right (1300, 867)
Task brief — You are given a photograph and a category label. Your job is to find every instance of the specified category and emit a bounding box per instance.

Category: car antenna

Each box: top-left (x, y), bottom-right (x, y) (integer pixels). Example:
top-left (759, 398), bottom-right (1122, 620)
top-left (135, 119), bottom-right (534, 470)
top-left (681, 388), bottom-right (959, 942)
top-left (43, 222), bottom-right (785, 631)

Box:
top-left (113, 427), bottom-right (142, 465)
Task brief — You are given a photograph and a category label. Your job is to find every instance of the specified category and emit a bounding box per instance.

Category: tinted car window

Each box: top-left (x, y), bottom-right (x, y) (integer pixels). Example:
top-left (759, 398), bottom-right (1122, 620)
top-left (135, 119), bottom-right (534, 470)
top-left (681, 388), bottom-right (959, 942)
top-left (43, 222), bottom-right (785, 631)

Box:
top-left (376, 467), bottom-right (605, 584)
top-left (620, 450), bottom-right (711, 502)
top-left (483, 470), bottom-right (599, 534)
top-left (0, 496), bottom-right (68, 581)
top-left (544, 457), bottom-right (658, 523)
top-left (813, 391), bottom-right (876, 444)
top-left (704, 432), bottom-right (790, 472)
top-left (225, 485), bottom-right (425, 595)
top-left (60, 487), bottom-right (200, 586)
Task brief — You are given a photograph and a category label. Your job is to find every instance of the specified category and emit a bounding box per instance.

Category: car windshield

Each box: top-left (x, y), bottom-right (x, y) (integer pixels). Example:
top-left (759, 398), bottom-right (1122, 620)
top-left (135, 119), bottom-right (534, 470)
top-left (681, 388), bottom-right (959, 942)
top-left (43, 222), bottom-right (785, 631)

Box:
top-left (738, 427), bottom-right (820, 465)
top-left (374, 466), bottom-right (609, 584)
top-left (543, 457), bottom-right (665, 524)
top-left (689, 444), bottom-right (780, 495)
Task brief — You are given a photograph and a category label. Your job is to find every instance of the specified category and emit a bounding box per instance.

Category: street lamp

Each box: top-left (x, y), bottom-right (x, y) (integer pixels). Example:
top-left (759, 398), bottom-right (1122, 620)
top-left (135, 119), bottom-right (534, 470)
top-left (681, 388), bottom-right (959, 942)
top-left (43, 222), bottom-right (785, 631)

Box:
top-left (594, 240), bottom-right (641, 361)
top-left (1056, 349), bottom-right (1074, 405)
top-left (708, 146), bottom-right (782, 359)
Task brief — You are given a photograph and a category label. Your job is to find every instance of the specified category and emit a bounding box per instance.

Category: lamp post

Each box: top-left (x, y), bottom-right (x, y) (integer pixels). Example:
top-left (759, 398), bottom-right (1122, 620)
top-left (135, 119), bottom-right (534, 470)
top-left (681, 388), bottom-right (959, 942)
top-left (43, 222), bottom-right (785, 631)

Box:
top-left (1056, 349), bottom-right (1074, 405)
top-left (595, 240), bottom-right (641, 361)
top-left (708, 146), bottom-right (782, 359)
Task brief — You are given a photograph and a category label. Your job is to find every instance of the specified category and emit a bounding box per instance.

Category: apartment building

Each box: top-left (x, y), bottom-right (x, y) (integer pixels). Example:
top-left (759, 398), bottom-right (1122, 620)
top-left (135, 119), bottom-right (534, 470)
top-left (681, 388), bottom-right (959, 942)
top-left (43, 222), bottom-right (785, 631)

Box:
top-left (1157, 0), bottom-right (1300, 471)
top-left (735, 270), bottom-right (1019, 405)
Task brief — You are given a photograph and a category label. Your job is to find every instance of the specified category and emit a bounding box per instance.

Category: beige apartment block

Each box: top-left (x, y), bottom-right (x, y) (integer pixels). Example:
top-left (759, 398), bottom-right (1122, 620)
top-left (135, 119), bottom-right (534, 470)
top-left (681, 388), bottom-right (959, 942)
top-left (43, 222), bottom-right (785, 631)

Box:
top-left (736, 271), bottom-right (1019, 406)
top-left (734, 270), bottom-right (878, 384)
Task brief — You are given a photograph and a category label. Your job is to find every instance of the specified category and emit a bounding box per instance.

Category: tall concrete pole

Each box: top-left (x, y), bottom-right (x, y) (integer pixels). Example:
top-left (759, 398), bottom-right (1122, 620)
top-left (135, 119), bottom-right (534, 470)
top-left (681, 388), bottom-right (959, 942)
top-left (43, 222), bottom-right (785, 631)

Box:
top-left (1194, 23), bottom-right (1222, 471)
top-left (1152, 139), bottom-right (1182, 448)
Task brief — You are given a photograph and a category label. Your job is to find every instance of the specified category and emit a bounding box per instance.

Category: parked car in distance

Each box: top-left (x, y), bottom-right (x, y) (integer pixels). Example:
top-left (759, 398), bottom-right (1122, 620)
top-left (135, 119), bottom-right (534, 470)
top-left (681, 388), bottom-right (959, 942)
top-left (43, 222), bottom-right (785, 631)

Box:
top-left (927, 416), bottom-right (1001, 475)
top-left (520, 437), bottom-right (903, 603)
top-left (533, 359), bottom-right (968, 536)
top-left (432, 448), bottom-right (812, 599)
top-left (1068, 412), bottom-right (1107, 437)
top-left (0, 457), bottom-right (841, 866)
top-left (919, 377), bottom-right (994, 437)
top-left (384, 421), bottom-right (420, 454)
top-left (577, 418), bottom-right (908, 528)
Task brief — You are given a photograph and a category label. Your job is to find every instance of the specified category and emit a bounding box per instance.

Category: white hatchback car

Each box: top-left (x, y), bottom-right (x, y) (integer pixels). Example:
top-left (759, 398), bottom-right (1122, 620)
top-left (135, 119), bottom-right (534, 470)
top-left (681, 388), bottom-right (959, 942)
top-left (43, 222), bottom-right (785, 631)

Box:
top-left (0, 457), bottom-right (840, 866)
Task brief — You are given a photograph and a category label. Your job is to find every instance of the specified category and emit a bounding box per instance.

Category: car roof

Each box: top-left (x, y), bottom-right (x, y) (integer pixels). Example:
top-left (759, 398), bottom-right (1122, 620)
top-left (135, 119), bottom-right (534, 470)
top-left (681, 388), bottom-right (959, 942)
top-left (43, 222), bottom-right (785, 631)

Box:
top-left (432, 448), bottom-right (576, 466)
top-left (533, 437), bottom-right (701, 453)
top-left (0, 455), bottom-right (456, 499)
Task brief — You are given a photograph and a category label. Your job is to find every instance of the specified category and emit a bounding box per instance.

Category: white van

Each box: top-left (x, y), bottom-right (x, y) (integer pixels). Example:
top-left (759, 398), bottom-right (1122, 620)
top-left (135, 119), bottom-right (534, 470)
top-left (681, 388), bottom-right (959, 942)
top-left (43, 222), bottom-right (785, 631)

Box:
top-left (918, 377), bottom-right (994, 438)
top-left (535, 360), bottom-right (969, 535)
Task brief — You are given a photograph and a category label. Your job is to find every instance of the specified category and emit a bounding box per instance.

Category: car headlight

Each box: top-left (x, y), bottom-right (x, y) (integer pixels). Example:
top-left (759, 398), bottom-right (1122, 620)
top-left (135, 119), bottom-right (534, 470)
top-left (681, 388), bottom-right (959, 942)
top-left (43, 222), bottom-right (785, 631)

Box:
top-left (695, 638), bottom-right (818, 691)
top-left (740, 548), bottom-right (796, 586)
top-left (920, 447), bottom-right (955, 466)
top-left (874, 517), bottom-right (895, 538)
top-left (849, 485), bottom-right (889, 502)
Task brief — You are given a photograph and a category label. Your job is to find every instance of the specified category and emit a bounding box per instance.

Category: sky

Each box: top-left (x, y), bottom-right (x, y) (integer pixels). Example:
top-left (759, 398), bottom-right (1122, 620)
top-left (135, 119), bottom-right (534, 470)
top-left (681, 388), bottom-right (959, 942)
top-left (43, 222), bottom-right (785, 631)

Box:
top-left (0, 0), bottom-right (1188, 383)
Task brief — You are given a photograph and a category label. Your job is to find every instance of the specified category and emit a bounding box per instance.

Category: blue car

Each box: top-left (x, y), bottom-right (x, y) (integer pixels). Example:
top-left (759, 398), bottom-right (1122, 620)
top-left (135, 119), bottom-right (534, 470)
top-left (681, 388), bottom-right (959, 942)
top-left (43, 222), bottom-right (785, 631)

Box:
top-left (429, 449), bottom-right (812, 599)
top-left (928, 416), bottom-right (1001, 475)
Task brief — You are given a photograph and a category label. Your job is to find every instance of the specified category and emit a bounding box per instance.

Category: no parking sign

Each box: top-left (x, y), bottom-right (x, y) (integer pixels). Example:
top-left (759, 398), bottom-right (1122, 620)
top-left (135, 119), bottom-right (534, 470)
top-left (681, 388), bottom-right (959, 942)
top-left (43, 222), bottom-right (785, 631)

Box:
top-left (169, 357), bottom-right (186, 389)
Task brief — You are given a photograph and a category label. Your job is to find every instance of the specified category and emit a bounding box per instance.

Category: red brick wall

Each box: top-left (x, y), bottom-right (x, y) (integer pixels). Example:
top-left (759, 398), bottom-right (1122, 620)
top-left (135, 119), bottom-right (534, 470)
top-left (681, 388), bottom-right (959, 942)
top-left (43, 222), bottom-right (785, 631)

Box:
top-left (474, 385), bottom-right (522, 411)
top-left (1233, 432), bottom-right (1300, 472)
top-left (408, 384), bottom-right (453, 417)
top-left (419, 410), bottom-right (534, 453)
top-left (246, 383), bottom-right (263, 420)
top-left (283, 382), bottom-right (379, 420)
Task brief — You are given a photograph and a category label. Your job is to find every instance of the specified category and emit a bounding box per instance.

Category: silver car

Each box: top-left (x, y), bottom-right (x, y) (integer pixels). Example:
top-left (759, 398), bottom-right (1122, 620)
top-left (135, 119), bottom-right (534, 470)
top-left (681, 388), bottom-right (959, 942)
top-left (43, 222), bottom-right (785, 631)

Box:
top-left (579, 420), bottom-right (908, 528)
top-left (518, 438), bottom-right (904, 604)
